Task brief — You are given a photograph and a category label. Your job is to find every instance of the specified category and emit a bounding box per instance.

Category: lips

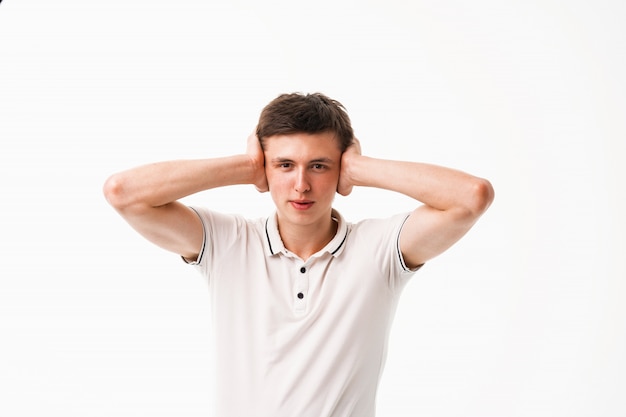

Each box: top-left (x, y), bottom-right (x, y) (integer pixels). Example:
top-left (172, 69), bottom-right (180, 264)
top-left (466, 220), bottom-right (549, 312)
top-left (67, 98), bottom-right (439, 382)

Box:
top-left (290, 200), bottom-right (314, 210)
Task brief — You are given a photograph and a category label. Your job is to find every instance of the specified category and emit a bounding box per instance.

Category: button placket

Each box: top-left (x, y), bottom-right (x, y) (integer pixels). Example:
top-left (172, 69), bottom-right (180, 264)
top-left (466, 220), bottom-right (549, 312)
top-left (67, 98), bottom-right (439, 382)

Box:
top-left (294, 264), bottom-right (309, 314)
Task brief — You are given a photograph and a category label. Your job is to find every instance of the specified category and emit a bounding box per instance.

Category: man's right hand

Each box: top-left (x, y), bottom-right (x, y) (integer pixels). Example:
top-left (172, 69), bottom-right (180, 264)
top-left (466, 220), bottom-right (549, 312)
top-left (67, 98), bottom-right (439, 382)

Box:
top-left (247, 133), bottom-right (269, 193)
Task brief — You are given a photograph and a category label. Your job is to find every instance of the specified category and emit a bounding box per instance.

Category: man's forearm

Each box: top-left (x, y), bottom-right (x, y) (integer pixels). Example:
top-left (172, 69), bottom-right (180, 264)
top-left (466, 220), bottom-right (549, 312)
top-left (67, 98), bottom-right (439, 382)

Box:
top-left (104, 155), bottom-right (257, 210)
top-left (346, 155), bottom-right (493, 215)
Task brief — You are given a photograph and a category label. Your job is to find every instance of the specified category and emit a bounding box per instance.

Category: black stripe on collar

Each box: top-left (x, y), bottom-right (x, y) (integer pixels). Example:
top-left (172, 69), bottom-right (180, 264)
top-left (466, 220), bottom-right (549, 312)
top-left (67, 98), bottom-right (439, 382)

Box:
top-left (265, 217), bottom-right (274, 255)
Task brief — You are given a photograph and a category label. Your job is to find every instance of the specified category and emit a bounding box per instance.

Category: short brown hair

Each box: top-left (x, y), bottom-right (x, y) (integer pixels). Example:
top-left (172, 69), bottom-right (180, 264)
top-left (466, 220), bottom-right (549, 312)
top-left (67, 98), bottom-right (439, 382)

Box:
top-left (256, 92), bottom-right (354, 152)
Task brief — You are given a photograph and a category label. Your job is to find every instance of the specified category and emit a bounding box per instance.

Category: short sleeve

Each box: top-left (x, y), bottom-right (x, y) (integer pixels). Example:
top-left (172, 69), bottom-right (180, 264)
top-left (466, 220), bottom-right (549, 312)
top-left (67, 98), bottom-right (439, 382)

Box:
top-left (182, 207), bottom-right (249, 282)
top-left (348, 212), bottom-right (423, 291)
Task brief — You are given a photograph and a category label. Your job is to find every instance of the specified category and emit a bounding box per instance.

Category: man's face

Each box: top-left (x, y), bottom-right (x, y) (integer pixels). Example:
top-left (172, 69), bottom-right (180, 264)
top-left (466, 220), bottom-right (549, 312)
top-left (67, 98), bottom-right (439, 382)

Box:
top-left (263, 132), bottom-right (342, 230)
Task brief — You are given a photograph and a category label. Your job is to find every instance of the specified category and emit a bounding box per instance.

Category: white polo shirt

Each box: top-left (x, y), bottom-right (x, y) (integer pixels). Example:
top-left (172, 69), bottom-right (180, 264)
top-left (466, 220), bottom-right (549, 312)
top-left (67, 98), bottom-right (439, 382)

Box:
top-left (188, 207), bottom-right (419, 417)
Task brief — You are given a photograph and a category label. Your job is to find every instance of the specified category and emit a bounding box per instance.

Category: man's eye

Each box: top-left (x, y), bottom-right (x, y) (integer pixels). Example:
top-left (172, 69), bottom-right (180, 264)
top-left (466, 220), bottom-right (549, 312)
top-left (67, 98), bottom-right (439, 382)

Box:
top-left (280, 163), bottom-right (292, 168)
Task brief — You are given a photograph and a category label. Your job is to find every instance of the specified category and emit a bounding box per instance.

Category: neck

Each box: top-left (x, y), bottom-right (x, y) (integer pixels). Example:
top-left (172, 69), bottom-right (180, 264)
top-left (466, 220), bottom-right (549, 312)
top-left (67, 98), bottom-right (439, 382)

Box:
top-left (277, 215), bottom-right (338, 261)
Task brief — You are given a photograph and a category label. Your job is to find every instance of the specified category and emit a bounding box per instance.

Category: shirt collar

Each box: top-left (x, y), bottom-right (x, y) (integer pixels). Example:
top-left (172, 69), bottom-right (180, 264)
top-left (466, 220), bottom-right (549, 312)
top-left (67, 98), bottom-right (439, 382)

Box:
top-left (264, 209), bottom-right (349, 258)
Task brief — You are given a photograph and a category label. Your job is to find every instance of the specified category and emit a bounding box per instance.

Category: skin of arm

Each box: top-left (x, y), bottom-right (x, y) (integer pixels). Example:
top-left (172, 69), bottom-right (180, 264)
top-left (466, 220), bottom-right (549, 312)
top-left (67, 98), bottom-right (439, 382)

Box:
top-left (102, 134), bottom-right (268, 261)
top-left (338, 139), bottom-right (494, 269)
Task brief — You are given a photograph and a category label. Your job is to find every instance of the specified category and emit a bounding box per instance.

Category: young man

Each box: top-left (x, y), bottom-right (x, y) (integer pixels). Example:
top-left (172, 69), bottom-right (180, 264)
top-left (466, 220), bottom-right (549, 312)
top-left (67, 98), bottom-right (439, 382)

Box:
top-left (103, 92), bottom-right (494, 417)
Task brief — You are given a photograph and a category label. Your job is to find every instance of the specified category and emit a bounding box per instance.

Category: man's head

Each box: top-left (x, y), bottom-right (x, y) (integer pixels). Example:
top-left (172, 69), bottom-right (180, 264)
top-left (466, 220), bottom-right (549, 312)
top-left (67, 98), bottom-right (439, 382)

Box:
top-left (256, 93), bottom-right (354, 235)
top-left (256, 92), bottom-right (354, 152)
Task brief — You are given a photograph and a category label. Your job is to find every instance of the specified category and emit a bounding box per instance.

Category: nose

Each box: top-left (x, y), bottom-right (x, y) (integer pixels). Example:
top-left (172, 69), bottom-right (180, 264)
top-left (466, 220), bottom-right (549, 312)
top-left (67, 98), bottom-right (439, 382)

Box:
top-left (294, 168), bottom-right (310, 193)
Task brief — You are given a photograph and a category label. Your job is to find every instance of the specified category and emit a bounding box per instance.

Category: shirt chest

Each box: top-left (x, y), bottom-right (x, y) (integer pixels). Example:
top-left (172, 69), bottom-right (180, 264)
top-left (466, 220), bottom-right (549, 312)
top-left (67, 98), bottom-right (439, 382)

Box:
top-left (209, 245), bottom-right (390, 323)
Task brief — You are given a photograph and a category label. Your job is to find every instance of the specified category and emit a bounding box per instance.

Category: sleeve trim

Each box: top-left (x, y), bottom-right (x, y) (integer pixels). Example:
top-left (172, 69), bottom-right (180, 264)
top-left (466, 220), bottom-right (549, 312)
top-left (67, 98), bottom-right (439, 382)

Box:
top-left (181, 206), bottom-right (207, 266)
top-left (396, 213), bottom-right (424, 273)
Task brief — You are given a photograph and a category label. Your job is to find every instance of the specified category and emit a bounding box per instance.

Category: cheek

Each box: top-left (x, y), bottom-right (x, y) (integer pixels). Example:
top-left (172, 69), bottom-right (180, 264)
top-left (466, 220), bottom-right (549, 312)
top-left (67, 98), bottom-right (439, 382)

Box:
top-left (313, 176), bottom-right (340, 200)
top-left (320, 172), bottom-right (340, 188)
top-left (266, 171), bottom-right (288, 193)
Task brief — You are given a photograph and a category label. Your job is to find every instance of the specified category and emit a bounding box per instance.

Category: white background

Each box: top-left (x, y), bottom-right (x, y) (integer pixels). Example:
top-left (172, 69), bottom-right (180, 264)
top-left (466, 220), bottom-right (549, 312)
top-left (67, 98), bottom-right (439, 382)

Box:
top-left (1, 0), bottom-right (625, 416)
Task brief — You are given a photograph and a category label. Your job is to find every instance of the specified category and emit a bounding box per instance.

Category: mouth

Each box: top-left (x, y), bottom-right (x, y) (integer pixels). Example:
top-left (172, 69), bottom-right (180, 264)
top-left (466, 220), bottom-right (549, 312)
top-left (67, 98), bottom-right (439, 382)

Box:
top-left (290, 200), bottom-right (314, 210)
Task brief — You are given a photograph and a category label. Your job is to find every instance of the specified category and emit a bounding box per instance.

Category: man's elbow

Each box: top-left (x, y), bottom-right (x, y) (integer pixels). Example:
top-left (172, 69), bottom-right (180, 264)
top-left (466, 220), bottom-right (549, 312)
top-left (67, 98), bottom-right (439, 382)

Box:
top-left (103, 173), bottom-right (134, 212)
top-left (467, 177), bottom-right (495, 217)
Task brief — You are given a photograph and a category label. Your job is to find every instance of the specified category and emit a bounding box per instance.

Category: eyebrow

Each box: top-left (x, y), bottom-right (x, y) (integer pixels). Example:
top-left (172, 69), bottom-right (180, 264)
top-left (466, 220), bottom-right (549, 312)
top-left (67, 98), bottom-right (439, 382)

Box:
top-left (271, 157), bottom-right (335, 164)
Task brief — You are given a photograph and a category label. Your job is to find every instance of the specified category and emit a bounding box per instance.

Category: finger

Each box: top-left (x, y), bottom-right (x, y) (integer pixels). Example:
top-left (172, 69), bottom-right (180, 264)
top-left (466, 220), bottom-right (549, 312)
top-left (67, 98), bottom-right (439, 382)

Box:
top-left (246, 132), bottom-right (258, 153)
top-left (351, 137), bottom-right (362, 154)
